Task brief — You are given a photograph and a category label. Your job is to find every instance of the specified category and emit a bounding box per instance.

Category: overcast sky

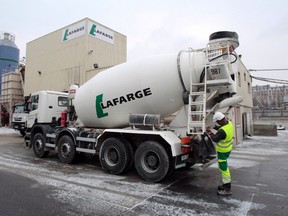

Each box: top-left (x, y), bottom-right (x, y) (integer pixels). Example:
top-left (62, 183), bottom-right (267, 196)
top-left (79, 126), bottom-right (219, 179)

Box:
top-left (1, 0), bottom-right (288, 86)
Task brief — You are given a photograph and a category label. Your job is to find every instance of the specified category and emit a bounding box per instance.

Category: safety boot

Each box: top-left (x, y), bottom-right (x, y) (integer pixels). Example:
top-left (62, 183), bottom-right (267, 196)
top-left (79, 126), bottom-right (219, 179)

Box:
top-left (217, 183), bottom-right (231, 195)
top-left (217, 184), bottom-right (225, 191)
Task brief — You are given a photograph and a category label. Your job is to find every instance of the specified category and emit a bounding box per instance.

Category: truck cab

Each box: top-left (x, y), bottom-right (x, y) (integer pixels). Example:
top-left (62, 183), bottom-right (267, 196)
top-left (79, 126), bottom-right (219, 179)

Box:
top-left (12, 103), bottom-right (28, 136)
top-left (26, 90), bottom-right (68, 130)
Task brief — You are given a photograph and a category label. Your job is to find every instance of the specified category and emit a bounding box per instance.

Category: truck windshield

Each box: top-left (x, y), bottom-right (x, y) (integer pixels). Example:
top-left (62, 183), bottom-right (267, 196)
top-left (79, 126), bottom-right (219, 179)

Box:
top-left (14, 105), bottom-right (26, 113)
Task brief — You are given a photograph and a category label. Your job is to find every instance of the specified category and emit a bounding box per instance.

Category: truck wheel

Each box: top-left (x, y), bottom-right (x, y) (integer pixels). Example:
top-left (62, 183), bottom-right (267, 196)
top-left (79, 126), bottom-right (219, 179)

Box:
top-left (99, 137), bottom-right (132, 175)
top-left (135, 141), bottom-right (170, 182)
top-left (58, 135), bottom-right (76, 164)
top-left (20, 130), bottom-right (26, 136)
top-left (121, 138), bottom-right (134, 171)
top-left (32, 133), bottom-right (49, 158)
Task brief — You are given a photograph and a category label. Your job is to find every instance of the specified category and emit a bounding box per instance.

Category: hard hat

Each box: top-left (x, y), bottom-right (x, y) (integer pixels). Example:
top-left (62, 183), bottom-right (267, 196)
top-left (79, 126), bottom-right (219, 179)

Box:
top-left (213, 112), bottom-right (225, 122)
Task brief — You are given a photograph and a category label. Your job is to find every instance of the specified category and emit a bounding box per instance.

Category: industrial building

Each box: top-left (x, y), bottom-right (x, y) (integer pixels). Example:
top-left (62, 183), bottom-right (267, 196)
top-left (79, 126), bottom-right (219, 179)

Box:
top-left (231, 58), bottom-right (253, 142)
top-left (0, 32), bottom-right (20, 92)
top-left (252, 85), bottom-right (288, 110)
top-left (252, 85), bottom-right (288, 120)
top-left (0, 32), bottom-right (23, 126)
top-left (24, 17), bottom-right (127, 94)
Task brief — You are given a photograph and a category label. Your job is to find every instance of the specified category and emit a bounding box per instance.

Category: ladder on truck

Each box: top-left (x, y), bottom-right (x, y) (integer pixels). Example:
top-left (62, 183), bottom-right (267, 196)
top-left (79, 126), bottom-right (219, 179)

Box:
top-left (187, 56), bottom-right (207, 135)
top-left (187, 41), bottom-right (233, 135)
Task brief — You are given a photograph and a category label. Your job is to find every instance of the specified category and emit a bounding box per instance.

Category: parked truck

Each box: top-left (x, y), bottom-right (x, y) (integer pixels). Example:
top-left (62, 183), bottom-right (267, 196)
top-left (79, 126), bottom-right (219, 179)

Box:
top-left (24, 31), bottom-right (243, 182)
top-left (12, 103), bottom-right (28, 136)
top-left (11, 96), bottom-right (31, 136)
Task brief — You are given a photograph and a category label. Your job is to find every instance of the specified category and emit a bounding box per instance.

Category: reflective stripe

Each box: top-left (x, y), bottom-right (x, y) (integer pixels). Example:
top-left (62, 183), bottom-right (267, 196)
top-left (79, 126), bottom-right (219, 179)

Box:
top-left (222, 172), bottom-right (231, 184)
top-left (219, 138), bottom-right (233, 145)
top-left (216, 141), bottom-right (233, 149)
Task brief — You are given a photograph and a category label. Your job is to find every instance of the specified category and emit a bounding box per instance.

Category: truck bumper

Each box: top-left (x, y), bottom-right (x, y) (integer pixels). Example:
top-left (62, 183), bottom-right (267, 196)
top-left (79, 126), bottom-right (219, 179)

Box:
top-left (12, 122), bottom-right (26, 131)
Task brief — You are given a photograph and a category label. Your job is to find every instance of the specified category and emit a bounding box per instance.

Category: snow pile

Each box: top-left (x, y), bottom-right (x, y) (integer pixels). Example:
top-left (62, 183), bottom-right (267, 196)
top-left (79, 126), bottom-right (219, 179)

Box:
top-left (0, 127), bottom-right (18, 135)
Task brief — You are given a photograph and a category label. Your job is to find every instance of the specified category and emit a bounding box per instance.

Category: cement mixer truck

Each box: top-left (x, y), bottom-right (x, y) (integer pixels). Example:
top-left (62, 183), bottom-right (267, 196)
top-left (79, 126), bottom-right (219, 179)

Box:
top-left (24, 31), bottom-right (243, 182)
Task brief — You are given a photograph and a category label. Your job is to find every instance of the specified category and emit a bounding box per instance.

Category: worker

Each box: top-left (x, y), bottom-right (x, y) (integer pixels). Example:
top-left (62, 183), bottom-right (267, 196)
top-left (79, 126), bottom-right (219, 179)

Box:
top-left (206, 112), bottom-right (234, 195)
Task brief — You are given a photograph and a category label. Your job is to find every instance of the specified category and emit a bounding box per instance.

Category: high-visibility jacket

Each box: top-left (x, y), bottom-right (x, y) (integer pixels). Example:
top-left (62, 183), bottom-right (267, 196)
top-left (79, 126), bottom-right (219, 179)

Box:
top-left (216, 121), bottom-right (234, 153)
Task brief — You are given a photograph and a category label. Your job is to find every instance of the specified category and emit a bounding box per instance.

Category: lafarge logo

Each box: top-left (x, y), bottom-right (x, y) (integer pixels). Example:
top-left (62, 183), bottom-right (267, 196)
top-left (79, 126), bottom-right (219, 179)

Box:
top-left (95, 88), bottom-right (152, 118)
top-left (63, 27), bottom-right (85, 41)
top-left (62, 21), bottom-right (86, 42)
top-left (88, 21), bottom-right (114, 44)
top-left (61, 20), bottom-right (115, 43)
top-left (89, 24), bottom-right (113, 40)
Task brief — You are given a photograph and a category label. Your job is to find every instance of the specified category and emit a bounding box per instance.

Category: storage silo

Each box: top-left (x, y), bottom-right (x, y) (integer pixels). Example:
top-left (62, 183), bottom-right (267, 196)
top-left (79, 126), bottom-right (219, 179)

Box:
top-left (0, 32), bottom-right (20, 94)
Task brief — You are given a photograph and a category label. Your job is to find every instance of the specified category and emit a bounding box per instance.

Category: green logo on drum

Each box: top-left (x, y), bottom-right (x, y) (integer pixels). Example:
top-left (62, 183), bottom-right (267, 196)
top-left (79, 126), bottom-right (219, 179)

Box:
top-left (95, 88), bottom-right (152, 119)
top-left (95, 94), bottom-right (108, 118)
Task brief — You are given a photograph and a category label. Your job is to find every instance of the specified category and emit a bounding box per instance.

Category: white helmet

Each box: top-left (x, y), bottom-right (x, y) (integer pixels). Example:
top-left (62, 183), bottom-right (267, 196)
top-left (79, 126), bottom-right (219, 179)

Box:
top-left (213, 112), bottom-right (225, 122)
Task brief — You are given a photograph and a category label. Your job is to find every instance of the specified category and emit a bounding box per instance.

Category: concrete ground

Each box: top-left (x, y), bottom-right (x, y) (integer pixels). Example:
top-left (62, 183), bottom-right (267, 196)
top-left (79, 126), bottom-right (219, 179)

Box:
top-left (0, 127), bottom-right (287, 216)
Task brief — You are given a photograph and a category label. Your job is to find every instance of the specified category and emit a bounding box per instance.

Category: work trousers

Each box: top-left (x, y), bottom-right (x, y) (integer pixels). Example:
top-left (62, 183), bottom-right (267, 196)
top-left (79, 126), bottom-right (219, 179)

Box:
top-left (217, 151), bottom-right (231, 184)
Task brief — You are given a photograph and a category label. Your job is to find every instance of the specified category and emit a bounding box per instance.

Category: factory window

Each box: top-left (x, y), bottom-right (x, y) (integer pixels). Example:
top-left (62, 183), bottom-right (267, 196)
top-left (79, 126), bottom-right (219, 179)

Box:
top-left (248, 82), bottom-right (251, 94)
top-left (238, 72), bottom-right (241, 87)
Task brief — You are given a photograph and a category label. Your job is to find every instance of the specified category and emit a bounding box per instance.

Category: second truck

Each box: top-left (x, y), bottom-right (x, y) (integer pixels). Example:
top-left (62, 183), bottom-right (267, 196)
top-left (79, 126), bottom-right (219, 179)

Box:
top-left (24, 31), bottom-right (243, 182)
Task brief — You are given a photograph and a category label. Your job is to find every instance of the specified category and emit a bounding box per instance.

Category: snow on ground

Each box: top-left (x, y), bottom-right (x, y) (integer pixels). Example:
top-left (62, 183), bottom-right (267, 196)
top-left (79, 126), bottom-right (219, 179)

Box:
top-left (0, 127), bottom-right (18, 135)
top-left (1, 126), bottom-right (287, 215)
top-left (0, 151), bottom-right (164, 208)
top-left (209, 130), bottom-right (288, 170)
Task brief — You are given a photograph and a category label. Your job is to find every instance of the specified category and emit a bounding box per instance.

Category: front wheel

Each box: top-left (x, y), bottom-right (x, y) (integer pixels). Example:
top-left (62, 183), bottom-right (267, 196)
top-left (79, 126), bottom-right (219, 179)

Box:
top-left (32, 133), bottom-right (49, 158)
top-left (134, 141), bottom-right (170, 182)
top-left (58, 135), bottom-right (76, 164)
top-left (20, 130), bottom-right (26, 136)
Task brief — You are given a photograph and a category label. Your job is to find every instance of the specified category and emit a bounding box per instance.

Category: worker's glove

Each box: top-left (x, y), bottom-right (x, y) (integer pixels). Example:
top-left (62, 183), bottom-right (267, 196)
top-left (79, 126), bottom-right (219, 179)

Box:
top-left (206, 127), bottom-right (212, 133)
top-left (206, 127), bottom-right (214, 136)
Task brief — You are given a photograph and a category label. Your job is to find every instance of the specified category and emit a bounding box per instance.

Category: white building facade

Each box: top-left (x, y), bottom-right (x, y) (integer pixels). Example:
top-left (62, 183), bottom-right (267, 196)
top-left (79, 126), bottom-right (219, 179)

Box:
top-left (24, 18), bottom-right (127, 95)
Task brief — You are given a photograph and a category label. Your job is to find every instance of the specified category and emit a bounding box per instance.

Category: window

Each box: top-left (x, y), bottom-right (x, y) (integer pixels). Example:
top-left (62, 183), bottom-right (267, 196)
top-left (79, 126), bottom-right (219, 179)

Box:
top-left (14, 105), bottom-right (25, 113)
top-left (244, 73), bottom-right (246, 81)
top-left (238, 72), bottom-right (241, 87)
top-left (58, 96), bottom-right (68, 107)
top-left (248, 82), bottom-right (251, 94)
top-left (30, 95), bottom-right (39, 111)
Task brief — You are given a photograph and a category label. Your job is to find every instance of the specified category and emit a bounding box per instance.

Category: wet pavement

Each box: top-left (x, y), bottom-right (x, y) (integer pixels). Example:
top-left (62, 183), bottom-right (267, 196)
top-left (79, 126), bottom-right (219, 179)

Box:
top-left (0, 128), bottom-right (288, 216)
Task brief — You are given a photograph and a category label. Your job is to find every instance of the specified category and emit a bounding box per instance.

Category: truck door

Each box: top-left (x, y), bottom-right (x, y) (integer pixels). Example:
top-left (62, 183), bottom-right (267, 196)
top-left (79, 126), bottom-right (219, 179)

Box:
top-left (26, 94), bottom-right (39, 128)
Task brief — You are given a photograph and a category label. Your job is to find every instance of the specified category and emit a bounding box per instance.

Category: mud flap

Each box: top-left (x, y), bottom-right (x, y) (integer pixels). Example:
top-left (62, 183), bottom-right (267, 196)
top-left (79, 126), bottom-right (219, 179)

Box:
top-left (24, 134), bottom-right (32, 149)
top-left (188, 133), bottom-right (216, 167)
top-left (175, 154), bottom-right (189, 169)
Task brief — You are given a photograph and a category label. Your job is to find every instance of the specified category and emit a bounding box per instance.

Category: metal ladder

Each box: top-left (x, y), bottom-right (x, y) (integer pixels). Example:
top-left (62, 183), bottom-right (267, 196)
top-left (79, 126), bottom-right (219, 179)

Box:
top-left (187, 53), bottom-right (208, 135)
top-left (187, 41), bottom-right (233, 135)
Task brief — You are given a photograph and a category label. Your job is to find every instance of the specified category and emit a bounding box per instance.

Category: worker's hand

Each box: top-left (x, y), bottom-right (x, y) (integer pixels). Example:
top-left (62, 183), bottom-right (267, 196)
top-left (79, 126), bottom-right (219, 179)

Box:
top-left (206, 127), bottom-right (212, 133)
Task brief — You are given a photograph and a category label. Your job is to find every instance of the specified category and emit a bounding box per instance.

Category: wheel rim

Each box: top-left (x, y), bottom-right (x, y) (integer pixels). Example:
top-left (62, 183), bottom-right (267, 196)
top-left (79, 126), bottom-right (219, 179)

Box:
top-left (60, 142), bottom-right (71, 159)
top-left (104, 146), bottom-right (119, 167)
top-left (140, 150), bottom-right (160, 173)
top-left (35, 139), bottom-right (44, 153)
